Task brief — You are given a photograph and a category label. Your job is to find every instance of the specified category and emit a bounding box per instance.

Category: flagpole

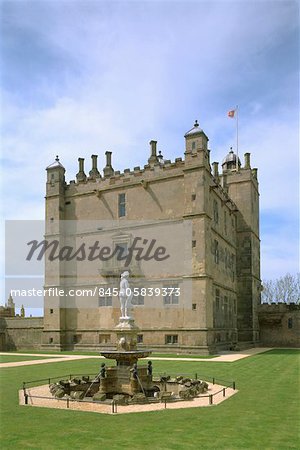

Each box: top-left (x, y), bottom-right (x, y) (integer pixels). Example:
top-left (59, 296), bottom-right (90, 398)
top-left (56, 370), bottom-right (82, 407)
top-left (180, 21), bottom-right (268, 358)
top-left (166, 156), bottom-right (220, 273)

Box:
top-left (236, 105), bottom-right (239, 171)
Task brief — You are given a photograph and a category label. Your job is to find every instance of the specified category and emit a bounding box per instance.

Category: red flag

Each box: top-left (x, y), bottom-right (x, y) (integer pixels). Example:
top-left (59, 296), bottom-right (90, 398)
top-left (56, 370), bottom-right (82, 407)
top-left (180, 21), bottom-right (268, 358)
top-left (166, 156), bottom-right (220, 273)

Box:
top-left (228, 109), bottom-right (235, 118)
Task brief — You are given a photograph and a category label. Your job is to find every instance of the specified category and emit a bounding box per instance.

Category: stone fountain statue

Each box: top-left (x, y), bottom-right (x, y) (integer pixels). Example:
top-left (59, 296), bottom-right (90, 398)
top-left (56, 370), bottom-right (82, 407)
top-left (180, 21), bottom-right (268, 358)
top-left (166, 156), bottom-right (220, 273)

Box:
top-left (95, 271), bottom-right (153, 399)
top-left (119, 271), bottom-right (133, 319)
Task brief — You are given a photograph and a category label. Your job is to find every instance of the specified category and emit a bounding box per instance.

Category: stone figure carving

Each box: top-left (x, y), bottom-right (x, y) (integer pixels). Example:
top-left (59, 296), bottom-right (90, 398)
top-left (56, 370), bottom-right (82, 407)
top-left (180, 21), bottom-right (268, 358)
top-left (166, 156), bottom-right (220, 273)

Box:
top-left (100, 363), bottom-right (106, 378)
top-left (131, 363), bottom-right (138, 380)
top-left (119, 271), bottom-right (133, 319)
top-left (147, 361), bottom-right (153, 377)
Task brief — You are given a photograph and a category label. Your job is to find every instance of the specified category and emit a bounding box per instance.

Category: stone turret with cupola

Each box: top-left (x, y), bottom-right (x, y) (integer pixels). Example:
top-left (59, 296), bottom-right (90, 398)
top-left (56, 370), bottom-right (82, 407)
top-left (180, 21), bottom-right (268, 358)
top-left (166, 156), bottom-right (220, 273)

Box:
top-left (184, 120), bottom-right (211, 170)
top-left (44, 156), bottom-right (67, 350)
top-left (219, 147), bottom-right (260, 344)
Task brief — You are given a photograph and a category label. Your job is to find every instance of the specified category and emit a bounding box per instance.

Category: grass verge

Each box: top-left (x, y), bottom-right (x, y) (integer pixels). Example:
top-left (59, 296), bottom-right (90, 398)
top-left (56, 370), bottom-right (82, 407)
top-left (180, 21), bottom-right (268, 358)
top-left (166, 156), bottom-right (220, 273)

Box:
top-left (0, 349), bottom-right (299, 449)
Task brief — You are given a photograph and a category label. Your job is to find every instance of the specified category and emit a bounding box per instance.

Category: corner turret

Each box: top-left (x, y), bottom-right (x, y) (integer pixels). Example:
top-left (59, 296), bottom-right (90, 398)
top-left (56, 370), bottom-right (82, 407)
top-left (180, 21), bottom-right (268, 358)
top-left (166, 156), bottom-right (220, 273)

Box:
top-left (184, 120), bottom-right (209, 152)
top-left (46, 156), bottom-right (65, 196)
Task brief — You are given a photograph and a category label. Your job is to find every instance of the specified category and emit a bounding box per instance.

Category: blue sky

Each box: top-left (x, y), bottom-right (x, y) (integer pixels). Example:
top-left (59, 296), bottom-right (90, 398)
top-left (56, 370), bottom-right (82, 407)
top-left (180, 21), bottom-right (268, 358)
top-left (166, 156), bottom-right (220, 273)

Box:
top-left (0, 0), bottom-right (299, 312)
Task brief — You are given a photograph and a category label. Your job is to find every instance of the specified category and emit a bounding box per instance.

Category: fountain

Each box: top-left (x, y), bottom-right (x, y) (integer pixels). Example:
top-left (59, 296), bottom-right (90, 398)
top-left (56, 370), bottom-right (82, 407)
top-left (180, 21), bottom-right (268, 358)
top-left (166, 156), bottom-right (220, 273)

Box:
top-left (99, 271), bottom-right (153, 400)
top-left (49, 272), bottom-right (208, 405)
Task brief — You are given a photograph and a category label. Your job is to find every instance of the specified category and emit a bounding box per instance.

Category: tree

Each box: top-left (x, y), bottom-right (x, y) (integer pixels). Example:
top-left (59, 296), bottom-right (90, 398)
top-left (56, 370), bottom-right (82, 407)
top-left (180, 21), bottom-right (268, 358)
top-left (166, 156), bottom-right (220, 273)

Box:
top-left (261, 273), bottom-right (300, 304)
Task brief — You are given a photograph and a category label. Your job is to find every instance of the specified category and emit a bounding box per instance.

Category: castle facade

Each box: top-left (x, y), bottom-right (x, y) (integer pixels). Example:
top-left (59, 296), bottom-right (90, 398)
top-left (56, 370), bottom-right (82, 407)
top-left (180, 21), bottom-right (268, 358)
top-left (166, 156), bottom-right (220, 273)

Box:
top-left (42, 121), bottom-right (261, 354)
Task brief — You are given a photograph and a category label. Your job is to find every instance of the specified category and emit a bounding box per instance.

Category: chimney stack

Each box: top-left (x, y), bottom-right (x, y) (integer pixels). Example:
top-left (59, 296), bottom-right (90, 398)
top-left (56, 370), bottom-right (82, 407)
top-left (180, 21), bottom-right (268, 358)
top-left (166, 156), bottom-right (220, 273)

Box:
top-left (212, 162), bottom-right (219, 179)
top-left (89, 154), bottom-right (101, 179)
top-left (244, 153), bottom-right (251, 169)
top-left (76, 157), bottom-right (87, 182)
top-left (148, 140), bottom-right (158, 164)
top-left (103, 151), bottom-right (114, 177)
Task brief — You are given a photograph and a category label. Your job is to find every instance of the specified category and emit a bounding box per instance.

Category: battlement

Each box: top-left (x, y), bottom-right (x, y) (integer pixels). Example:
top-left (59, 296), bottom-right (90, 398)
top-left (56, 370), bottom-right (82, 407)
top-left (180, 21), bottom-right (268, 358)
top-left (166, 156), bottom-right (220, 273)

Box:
top-left (46, 122), bottom-right (257, 196)
top-left (259, 303), bottom-right (300, 312)
top-left (46, 122), bottom-right (258, 227)
top-left (65, 147), bottom-right (207, 189)
top-left (62, 149), bottom-right (255, 201)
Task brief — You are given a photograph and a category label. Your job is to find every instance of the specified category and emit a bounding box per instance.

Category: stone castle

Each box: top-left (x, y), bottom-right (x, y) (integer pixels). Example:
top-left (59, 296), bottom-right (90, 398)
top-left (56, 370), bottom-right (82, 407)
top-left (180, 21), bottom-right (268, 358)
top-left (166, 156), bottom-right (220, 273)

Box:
top-left (42, 121), bottom-right (260, 354)
top-left (1, 121), bottom-right (299, 353)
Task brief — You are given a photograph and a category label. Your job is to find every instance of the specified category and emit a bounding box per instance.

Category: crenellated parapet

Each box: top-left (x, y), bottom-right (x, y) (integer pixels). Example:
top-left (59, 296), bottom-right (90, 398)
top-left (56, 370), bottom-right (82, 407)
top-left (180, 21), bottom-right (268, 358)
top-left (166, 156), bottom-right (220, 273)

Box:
top-left (44, 121), bottom-right (261, 236)
top-left (46, 122), bottom-right (257, 222)
top-left (45, 121), bottom-right (259, 207)
top-left (46, 121), bottom-right (212, 190)
top-left (63, 141), bottom-right (209, 197)
top-left (259, 303), bottom-right (300, 312)
top-left (65, 155), bottom-right (188, 196)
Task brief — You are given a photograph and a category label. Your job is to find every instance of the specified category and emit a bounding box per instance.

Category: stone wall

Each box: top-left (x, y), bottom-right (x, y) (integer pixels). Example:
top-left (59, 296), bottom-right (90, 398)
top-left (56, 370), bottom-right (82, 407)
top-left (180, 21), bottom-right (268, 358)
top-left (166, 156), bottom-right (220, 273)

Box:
top-left (0, 317), bottom-right (44, 350)
top-left (0, 305), bottom-right (299, 352)
top-left (258, 303), bottom-right (300, 347)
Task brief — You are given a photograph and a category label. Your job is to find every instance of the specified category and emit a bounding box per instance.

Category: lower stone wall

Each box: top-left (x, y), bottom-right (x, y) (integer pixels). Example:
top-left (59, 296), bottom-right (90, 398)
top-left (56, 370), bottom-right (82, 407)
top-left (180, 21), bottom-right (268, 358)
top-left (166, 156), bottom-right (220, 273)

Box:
top-left (258, 304), bottom-right (300, 347)
top-left (0, 332), bottom-right (5, 351)
top-left (0, 305), bottom-right (299, 352)
top-left (1, 317), bottom-right (44, 350)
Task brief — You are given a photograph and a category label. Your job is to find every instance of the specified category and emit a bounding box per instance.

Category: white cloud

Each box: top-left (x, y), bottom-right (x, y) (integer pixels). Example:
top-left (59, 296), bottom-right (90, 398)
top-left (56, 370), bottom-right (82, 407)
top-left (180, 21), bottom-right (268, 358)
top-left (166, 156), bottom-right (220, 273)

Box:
top-left (0, 0), bottom-right (298, 295)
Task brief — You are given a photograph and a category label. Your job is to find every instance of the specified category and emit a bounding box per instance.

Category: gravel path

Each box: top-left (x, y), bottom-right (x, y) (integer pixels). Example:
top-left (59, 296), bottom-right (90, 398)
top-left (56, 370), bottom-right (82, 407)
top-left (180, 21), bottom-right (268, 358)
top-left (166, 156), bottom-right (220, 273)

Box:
top-left (19, 383), bottom-right (237, 415)
top-left (0, 347), bottom-right (273, 368)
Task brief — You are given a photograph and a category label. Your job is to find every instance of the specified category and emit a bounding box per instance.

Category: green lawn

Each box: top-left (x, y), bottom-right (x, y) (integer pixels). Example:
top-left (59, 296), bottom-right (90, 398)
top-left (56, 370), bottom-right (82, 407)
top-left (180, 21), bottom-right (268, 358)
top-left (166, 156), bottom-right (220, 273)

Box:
top-left (0, 355), bottom-right (59, 363)
top-left (0, 349), bottom-right (299, 449)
